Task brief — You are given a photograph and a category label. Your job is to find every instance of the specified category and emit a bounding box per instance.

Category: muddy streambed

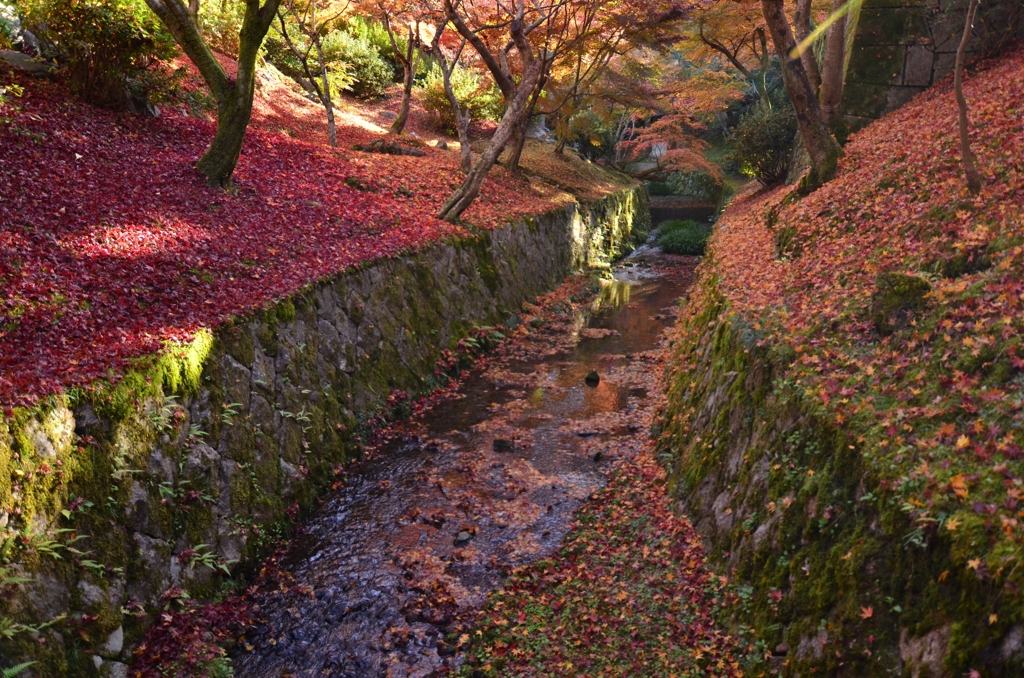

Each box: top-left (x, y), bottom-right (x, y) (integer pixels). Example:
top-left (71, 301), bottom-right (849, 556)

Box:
top-left (231, 253), bottom-right (698, 678)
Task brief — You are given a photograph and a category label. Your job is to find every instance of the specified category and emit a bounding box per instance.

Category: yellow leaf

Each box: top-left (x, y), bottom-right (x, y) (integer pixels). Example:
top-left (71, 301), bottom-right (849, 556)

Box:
top-left (938, 570), bottom-right (949, 582)
top-left (946, 517), bottom-right (960, 531)
top-left (956, 435), bottom-right (971, 450)
top-left (989, 614), bottom-right (998, 625)
top-left (968, 558), bottom-right (982, 570)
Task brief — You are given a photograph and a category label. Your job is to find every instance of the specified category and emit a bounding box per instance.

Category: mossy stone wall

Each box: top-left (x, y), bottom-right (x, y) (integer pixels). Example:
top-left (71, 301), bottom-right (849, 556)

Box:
top-left (0, 185), bottom-right (649, 677)
top-left (841, 0), bottom-right (1023, 129)
top-left (659, 277), bottom-right (1024, 677)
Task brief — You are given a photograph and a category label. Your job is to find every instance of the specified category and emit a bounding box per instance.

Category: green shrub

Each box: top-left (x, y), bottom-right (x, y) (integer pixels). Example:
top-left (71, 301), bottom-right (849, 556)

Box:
top-left (343, 15), bottom-right (404, 78)
top-left (733, 104), bottom-right (797, 185)
top-left (656, 219), bottom-right (712, 255)
top-left (667, 171), bottom-right (722, 202)
top-left (264, 17), bottom-right (392, 99)
top-left (333, 29), bottom-right (392, 98)
top-left (421, 62), bottom-right (504, 132)
top-left (0, 2), bottom-right (16, 49)
top-left (198, 0), bottom-right (245, 56)
top-left (21, 0), bottom-right (174, 108)
top-left (647, 181), bottom-right (674, 196)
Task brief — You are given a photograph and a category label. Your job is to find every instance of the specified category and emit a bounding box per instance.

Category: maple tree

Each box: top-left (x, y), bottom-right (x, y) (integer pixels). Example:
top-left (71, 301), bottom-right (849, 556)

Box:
top-left (436, 0), bottom-right (544, 221)
top-left (610, 50), bottom-right (743, 178)
top-left (760, 0), bottom-right (841, 186)
top-left (428, 22), bottom-right (474, 171)
top-left (532, 0), bottom-right (688, 159)
top-left (142, 0), bottom-right (283, 186)
top-left (954, 0), bottom-right (982, 193)
top-left (376, 0), bottom-right (425, 134)
top-left (272, 0), bottom-right (350, 146)
top-left (687, 0), bottom-right (774, 104)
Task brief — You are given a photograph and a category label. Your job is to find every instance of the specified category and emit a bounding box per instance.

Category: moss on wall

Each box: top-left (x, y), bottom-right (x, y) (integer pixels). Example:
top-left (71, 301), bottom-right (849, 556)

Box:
top-left (659, 273), bottom-right (1023, 677)
top-left (0, 185), bottom-right (647, 676)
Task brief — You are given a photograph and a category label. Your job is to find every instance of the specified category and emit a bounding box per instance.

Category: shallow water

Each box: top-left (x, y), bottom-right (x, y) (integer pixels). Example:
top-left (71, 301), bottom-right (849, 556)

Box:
top-left (231, 254), bottom-right (696, 678)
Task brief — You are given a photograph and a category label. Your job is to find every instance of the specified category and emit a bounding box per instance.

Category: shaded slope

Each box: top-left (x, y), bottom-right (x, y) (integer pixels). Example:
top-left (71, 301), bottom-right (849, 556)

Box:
top-left (660, 44), bottom-right (1024, 676)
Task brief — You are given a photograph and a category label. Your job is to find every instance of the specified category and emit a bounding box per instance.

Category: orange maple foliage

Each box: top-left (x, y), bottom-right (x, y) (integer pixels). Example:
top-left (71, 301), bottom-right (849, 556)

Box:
top-left (674, 44), bottom-right (1024, 588)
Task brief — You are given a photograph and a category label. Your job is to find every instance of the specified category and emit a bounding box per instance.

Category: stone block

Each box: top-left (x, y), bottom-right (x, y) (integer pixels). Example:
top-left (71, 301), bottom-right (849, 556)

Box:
top-left (933, 50), bottom-right (964, 80)
top-left (856, 7), bottom-right (930, 45)
top-left (886, 85), bottom-right (927, 111)
top-left (839, 81), bottom-right (893, 119)
top-left (903, 44), bottom-right (935, 85)
top-left (847, 45), bottom-right (907, 85)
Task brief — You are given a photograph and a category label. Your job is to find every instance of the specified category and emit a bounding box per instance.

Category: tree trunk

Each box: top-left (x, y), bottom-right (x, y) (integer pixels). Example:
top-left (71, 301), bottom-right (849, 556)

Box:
top-left (196, 94), bottom-right (254, 184)
top-left (761, 0), bottom-right (842, 188)
top-left (431, 31), bottom-right (472, 173)
top-left (274, 7), bottom-right (336, 147)
top-left (955, 0), bottom-right (982, 194)
top-left (317, 41), bottom-right (337, 147)
top-left (438, 87), bottom-right (533, 221)
top-left (554, 136), bottom-right (567, 155)
top-left (145, 0), bottom-right (280, 186)
top-left (505, 117), bottom-right (528, 172)
top-left (505, 73), bottom-right (545, 173)
top-left (819, 0), bottom-right (846, 124)
top-left (188, 0), bottom-right (200, 22)
top-left (388, 23), bottom-right (418, 135)
top-left (438, 21), bottom-right (541, 222)
top-left (794, 0), bottom-right (821, 95)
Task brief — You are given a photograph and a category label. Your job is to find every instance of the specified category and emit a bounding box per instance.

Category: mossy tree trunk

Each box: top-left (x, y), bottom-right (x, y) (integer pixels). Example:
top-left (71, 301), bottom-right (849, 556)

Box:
top-left (144, 0), bottom-right (282, 187)
top-left (761, 0), bottom-right (842, 188)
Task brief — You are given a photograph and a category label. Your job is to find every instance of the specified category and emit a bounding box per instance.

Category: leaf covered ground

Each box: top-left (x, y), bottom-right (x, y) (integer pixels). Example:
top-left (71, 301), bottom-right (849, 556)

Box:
top-left (670, 43), bottom-right (1024, 637)
top-left (0, 57), bottom-right (629, 410)
top-left (457, 448), bottom-right (746, 678)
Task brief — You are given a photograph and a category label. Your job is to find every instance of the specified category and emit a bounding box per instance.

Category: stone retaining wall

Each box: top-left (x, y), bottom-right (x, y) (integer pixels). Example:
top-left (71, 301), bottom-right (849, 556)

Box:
top-left (842, 0), bottom-right (1023, 128)
top-left (0, 186), bottom-right (649, 676)
top-left (659, 277), bottom-right (1023, 677)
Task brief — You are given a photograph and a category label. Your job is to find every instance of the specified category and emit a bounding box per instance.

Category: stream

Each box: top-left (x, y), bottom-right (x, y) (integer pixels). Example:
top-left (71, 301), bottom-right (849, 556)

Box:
top-left (230, 250), bottom-right (698, 678)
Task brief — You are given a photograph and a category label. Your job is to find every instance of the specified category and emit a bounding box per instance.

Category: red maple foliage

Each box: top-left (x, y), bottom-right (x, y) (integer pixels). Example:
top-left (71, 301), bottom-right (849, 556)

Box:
top-left (0, 62), bottom-right (568, 410)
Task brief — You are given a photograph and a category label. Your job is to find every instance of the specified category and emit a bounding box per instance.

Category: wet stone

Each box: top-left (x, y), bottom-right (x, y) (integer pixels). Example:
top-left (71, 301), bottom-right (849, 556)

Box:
top-left (229, 254), bottom-right (695, 677)
top-left (492, 438), bottom-right (514, 452)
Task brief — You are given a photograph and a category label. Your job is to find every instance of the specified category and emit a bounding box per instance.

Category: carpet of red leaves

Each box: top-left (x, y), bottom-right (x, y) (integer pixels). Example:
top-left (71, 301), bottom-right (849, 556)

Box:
top-left (460, 446), bottom-right (745, 677)
top-left (684, 43), bottom-right (1024, 576)
top-left (0, 62), bottom-right (571, 410)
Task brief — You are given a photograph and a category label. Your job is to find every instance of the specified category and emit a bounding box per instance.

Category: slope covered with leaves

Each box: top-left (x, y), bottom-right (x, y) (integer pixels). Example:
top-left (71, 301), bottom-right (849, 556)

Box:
top-left (665, 43), bottom-right (1024, 669)
top-left (0, 60), bottom-right (627, 410)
